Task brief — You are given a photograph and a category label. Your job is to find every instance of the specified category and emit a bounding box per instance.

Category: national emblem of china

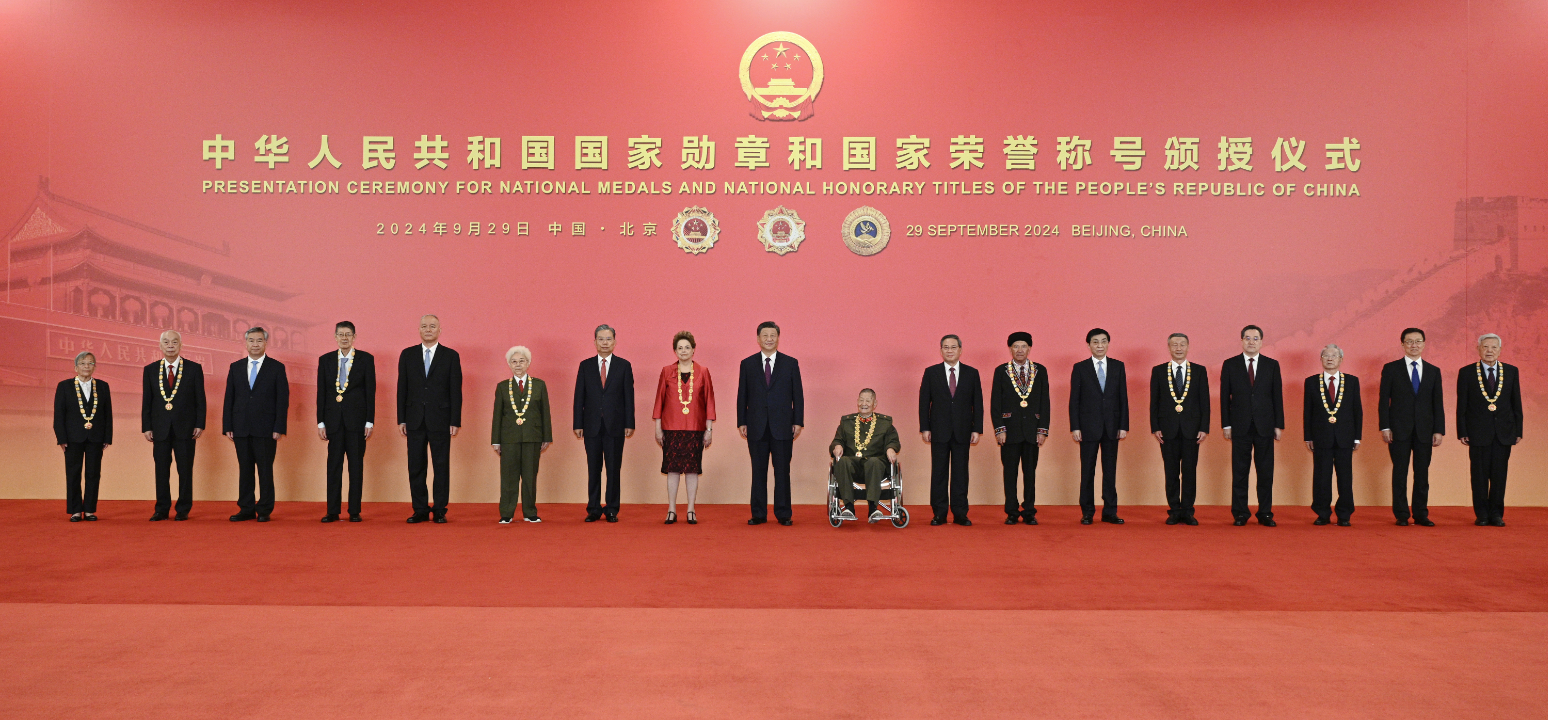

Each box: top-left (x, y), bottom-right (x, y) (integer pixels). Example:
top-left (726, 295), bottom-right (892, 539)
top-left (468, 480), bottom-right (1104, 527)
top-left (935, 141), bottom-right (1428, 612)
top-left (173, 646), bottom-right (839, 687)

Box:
top-left (757, 206), bottom-right (806, 255)
top-left (739, 31), bottom-right (824, 121)
top-left (671, 207), bottom-right (721, 255)
top-left (841, 206), bottom-right (891, 256)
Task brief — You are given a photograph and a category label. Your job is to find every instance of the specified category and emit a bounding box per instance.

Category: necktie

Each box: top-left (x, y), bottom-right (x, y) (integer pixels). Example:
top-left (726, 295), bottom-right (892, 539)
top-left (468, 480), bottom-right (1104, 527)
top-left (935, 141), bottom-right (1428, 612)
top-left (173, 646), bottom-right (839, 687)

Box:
top-left (248, 359), bottom-right (258, 389)
top-left (1247, 357), bottom-right (1256, 385)
top-left (167, 363), bottom-right (176, 388)
top-left (423, 347), bottom-right (432, 376)
top-left (1327, 376), bottom-right (1337, 405)
top-left (1410, 361), bottom-right (1420, 394)
top-left (1018, 365), bottom-right (1027, 387)
top-left (949, 366), bottom-right (957, 397)
top-left (517, 377), bottom-right (524, 395)
top-left (1097, 360), bottom-right (1106, 391)
top-left (600, 357), bottom-right (608, 388)
top-left (339, 356), bottom-right (349, 385)
top-left (1173, 365), bottom-right (1183, 390)
top-left (1487, 367), bottom-right (1497, 394)
top-left (764, 357), bottom-right (772, 386)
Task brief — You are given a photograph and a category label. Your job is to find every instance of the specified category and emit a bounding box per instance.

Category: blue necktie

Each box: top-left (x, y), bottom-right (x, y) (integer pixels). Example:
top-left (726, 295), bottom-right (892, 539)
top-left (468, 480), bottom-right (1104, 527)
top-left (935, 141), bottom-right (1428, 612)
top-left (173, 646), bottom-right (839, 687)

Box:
top-left (339, 355), bottom-right (349, 385)
top-left (1410, 361), bottom-right (1420, 394)
top-left (423, 347), bottom-right (432, 376)
top-left (1097, 360), bottom-right (1106, 391)
top-left (248, 359), bottom-right (258, 389)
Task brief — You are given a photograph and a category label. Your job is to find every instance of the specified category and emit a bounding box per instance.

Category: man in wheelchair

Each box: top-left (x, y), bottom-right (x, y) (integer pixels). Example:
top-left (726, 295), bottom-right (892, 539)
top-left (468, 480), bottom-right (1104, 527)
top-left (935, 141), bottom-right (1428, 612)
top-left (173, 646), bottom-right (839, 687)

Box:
top-left (830, 388), bottom-right (901, 523)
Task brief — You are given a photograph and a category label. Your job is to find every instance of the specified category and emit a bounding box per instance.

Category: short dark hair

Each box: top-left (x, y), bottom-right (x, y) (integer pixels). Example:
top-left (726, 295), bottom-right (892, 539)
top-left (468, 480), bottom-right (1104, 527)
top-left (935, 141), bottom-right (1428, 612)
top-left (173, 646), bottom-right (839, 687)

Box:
top-left (335, 321), bottom-right (356, 334)
top-left (1085, 328), bottom-right (1110, 343)
top-left (756, 321), bottom-right (780, 336)
top-left (858, 388), bottom-right (876, 398)
top-left (244, 326), bottom-right (269, 340)
top-left (940, 334), bottom-right (961, 347)
top-left (1240, 324), bottom-right (1264, 339)
top-left (1167, 332), bottom-right (1189, 342)
top-left (672, 330), bottom-right (696, 349)
top-left (1401, 327), bottom-right (1426, 342)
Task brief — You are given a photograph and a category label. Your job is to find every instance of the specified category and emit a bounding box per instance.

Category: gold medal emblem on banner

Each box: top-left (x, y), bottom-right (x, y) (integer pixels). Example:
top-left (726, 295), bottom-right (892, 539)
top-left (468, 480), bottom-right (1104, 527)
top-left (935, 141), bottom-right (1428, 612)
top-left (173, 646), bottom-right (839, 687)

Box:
top-left (841, 206), bottom-right (890, 256)
top-left (757, 206), bottom-right (805, 255)
top-left (672, 207), bottom-right (720, 255)
top-left (739, 32), bottom-right (824, 121)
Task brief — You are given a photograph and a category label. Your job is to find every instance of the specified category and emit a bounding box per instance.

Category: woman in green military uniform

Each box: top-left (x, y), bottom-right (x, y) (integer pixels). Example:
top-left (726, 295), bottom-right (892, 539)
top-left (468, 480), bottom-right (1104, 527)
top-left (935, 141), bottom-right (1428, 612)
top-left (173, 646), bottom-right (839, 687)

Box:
top-left (492, 345), bottom-right (552, 523)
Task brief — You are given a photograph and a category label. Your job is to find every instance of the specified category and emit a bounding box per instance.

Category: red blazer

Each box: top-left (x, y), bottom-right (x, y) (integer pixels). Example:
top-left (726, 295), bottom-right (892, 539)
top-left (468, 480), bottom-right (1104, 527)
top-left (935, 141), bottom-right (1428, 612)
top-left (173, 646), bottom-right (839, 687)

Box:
top-left (652, 362), bottom-right (716, 431)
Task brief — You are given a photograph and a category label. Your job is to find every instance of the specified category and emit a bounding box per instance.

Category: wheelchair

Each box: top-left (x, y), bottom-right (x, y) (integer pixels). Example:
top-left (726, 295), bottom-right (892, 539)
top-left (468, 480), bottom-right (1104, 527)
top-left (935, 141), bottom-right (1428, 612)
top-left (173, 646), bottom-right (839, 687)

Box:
top-left (827, 458), bottom-right (908, 528)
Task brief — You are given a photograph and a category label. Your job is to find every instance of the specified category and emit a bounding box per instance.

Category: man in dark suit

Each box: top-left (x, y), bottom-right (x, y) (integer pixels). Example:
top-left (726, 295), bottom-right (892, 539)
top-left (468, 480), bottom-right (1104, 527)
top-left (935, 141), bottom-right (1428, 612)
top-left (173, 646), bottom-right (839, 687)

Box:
top-left (1069, 328), bottom-right (1128, 524)
top-left (316, 321), bottom-right (375, 523)
top-left (573, 324), bottom-right (635, 523)
top-left (920, 334), bottom-right (984, 526)
top-left (1457, 333), bottom-right (1523, 527)
top-left (141, 330), bottom-right (205, 521)
top-left (1150, 333), bottom-right (1209, 526)
top-left (223, 326), bottom-right (288, 522)
top-left (1303, 344), bottom-right (1362, 526)
top-left (56, 351), bottom-right (112, 521)
top-left (1378, 327), bottom-right (1445, 526)
top-left (990, 331), bottom-right (1048, 524)
top-left (397, 314), bottom-right (463, 524)
top-left (1219, 324), bottom-right (1284, 526)
top-left (736, 321), bottom-right (804, 525)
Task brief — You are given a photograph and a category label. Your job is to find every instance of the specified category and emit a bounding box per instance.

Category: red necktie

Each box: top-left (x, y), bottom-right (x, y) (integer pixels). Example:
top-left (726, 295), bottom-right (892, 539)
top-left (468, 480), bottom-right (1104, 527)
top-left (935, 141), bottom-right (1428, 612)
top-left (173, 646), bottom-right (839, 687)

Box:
top-left (600, 357), bottom-right (607, 388)
top-left (167, 363), bottom-right (176, 387)
top-left (517, 378), bottom-right (524, 394)
top-left (949, 367), bottom-right (957, 397)
top-left (1326, 377), bottom-right (1336, 405)
top-left (1247, 357), bottom-right (1256, 385)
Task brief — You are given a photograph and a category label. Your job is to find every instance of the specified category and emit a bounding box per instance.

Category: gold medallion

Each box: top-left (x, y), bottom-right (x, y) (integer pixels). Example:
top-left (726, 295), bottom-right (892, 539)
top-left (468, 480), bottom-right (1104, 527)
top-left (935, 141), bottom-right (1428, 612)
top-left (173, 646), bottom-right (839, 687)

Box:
top-left (165, 402), bottom-right (174, 411)
top-left (1019, 400), bottom-right (1028, 408)
top-left (1329, 416), bottom-right (1338, 423)
top-left (856, 451), bottom-right (863, 458)
top-left (840, 206), bottom-right (891, 256)
top-left (83, 422), bottom-right (92, 430)
top-left (1488, 403), bottom-right (1497, 412)
top-left (516, 418), bottom-right (525, 425)
top-left (671, 207), bottom-right (721, 255)
top-left (681, 407), bottom-right (690, 414)
top-left (336, 394), bottom-right (344, 402)
top-left (1175, 404), bottom-right (1184, 413)
top-left (757, 206), bottom-right (806, 255)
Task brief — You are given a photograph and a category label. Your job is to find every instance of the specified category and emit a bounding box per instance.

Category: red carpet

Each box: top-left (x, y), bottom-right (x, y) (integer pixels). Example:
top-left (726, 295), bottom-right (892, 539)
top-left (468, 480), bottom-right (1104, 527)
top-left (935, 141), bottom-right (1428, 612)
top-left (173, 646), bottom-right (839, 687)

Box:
top-left (4, 500), bottom-right (1546, 718)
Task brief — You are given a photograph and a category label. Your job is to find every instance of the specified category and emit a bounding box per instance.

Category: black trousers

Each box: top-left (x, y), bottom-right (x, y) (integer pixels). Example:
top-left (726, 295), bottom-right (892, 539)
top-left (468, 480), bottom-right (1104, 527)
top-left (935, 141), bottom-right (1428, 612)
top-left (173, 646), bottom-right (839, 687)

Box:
top-left (1311, 445), bottom-right (1355, 521)
top-left (1230, 431), bottom-right (1275, 520)
top-left (1389, 434), bottom-right (1433, 521)
top-left (233, 436), bottom-right (277, 515)
top-left (326, 431), bottom-right (366, 516)
top-left (1079, 437), bottom-right (1119, 518)
top-left (1001, 440), bottom-right (1039, 518)
top-left (1468, 441), bottom-right (1512, 521)
top-left (406, 428), bottom-right (451, 516)
top-left (585, 434), bottom-right (624, 515)
top-left (930, 440), bottom-right (971, 519)
top-left (1159, 434), bottom-right (1199, 519)
top-left (748, 427), bottom-right (793, 522)
top-left (153, 438), bottom-right (196, 515)
top-left (64, 441), bottom-right (103, 515)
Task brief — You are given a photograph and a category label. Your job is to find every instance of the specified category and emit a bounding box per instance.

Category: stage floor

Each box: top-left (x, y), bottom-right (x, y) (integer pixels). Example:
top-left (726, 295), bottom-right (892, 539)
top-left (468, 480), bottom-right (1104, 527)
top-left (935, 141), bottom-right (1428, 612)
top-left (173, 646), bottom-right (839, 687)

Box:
top-left (4, 500), bottom-right (1546, 719)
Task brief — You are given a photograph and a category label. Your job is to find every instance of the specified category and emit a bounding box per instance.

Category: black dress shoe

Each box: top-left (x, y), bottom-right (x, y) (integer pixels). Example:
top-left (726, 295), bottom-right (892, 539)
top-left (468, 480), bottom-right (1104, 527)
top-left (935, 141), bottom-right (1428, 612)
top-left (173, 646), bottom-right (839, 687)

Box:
top-left (256, 515), bottom-right (270, 523)
top-left (930, 516), bottom-right (946, 526)
top-left (1165, 516), bottom-right (1180, 525)
top-left (1183, 517), bottom-right (1199, 526)
top-left (1475, 519), bottom-right (1489, 526)
top-left (585, 514), bottom-right (601, 523)
top-left (1233, 518), bottom-right (1247, 526)
top-left (606, 513), bottom-right (618, 523)
top-left (70, 514), bottom-right (81, 522)
top-left (1025, 516), bottom-right (1039, 525)
top-left (83, 514), bottom-right (98, 521)
top-left (1080, 516), bottom-right (1093, 525)
top-left (433, 515), bottom-right (448, 524)
top-left (174, 513), bottom-right (188, 521)
top-left (407, 514), bottom-right (429, 524)
top-left (1005, 516), bottom-right (1019, 525)
top-left (778, 519), bottom-right (792, 526)
top-left (1101, 516), bottom-right (1125, 525)
top-left (1258, 518), bottom-right (1277, 527)
top-left (1396, 518), bottom-right (1410, 526)
top-left (230, 512), bottom-right (256, 522)
top-left (321, 515), bottom-right (338, 523)
top-left (1491, 518), bottom-right (1506, 527)
top-left (1314, 517), bottom-right (1330, 525)
top-left (149, 512), bottom-right (167, 522)
top-left (1415, 518), bottom-right (1434, 527)
top-left (747, 518), bottom-right (766, 525)
top-left (349, 514), bottom-right (361, 522)
top-left (1337, 519), bottom-right (1351, 527)
top-left (954, 517), bottom-right (972, 526)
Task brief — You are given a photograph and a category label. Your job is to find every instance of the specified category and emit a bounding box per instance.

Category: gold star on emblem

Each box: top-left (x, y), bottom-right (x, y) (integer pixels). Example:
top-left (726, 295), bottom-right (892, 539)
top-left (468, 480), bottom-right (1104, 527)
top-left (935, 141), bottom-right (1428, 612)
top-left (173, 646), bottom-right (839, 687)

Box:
top-left (761, 54), bottom-right (768, 60)
top-left (774, 44), bottom-right (789, 57)
top-left (771, 64), bottom-right (778, 69)
top-left (784, 63), bottom-right (791, 69)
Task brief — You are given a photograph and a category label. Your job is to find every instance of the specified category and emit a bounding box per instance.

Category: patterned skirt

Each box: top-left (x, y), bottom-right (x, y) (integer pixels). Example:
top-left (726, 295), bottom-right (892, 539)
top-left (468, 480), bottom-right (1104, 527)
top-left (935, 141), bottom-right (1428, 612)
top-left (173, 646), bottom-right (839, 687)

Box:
top-left (660, 430), bottom-right (705, 474)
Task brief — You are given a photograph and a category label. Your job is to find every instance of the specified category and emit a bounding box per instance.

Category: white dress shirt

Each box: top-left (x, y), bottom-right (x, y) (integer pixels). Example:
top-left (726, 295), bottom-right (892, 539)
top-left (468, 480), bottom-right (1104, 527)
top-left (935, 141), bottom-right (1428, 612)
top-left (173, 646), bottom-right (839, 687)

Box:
top-left (597, 354), bottom-right (612, 382)
top-left (76, 377), bottom-right (94, 400)
top-left (760, 350), bottom-right (777, 375)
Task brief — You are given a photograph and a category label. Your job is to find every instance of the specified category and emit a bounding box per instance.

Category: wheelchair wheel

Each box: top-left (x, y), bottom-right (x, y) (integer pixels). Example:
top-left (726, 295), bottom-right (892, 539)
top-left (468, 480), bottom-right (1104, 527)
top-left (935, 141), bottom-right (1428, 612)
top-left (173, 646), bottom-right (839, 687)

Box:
top-left (892, 506), bottom-right (910, 528)
top-left (829, 513), bottom-right (843, 528)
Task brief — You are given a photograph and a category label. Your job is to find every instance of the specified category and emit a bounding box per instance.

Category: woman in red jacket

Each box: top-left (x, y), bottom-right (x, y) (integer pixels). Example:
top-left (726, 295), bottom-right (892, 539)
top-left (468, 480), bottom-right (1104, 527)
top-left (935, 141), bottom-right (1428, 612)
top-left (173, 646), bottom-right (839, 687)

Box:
top-left (653, 330), bottom-right (715, 524)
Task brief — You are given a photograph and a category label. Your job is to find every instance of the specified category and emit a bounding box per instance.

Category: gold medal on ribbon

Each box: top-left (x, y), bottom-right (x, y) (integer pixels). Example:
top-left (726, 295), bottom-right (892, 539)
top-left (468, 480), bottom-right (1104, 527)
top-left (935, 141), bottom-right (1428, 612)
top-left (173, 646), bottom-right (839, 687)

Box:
top-left (682, 407), bottom-right (690, 414)
top-left (336, 394), bottom-right (344, 402)
top-left (508, 378), bottom-right (532, 426)
top-left (1329, 416), bottom-right (1338, 423)
top-left (1175, 404), bottom-right (1184, 413)
top-left (159, 359), bottom-right (182, 412)
top-left (516, 418), bottom-right (525, 425)
top-left (1321, 373), bottom-right (1345, 425)
top-left (165, 402), bottom-right (174, 411)
top-left (1476, 363), bottom-right (1504, 415)
top-left (1006, 363), bottom-right (1036, 411)
top-left (1167, 364), bottom-right (1191, 415)
top-left (856, 451), bottom-right (863, 458)
top-left (84, 422), bottom-right (92, 429)
top-left (1488, 404), bottom-right (1497, 412)
top-left (1019, 400), bottom-right (1028, 408)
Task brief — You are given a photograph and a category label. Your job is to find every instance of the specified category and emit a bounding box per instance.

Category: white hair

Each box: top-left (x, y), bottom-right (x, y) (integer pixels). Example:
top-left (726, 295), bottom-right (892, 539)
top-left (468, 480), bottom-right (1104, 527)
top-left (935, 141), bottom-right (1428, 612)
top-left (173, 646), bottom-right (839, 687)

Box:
top-left (1322, 343), bottom-right (1344, 359)
top-left (505, 345), bottom-right (531, 364)
top-left (159, 330), bottom-right (181, 342)
top-left (1478, 333), bottom-right (1502, 347)
top-left (420, 314), bottom-right (439, 324)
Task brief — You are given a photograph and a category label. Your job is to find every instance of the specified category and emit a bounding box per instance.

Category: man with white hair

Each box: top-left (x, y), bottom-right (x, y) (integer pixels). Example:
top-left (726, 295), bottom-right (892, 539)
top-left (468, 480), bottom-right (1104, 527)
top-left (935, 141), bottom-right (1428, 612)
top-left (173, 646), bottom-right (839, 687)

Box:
top-left (1302, 344), bottom-right (1362, 526)
top-left (1456, 333), bottom-right (1522, 527)
top-left (492, 345), bottom-right (552, 523)
top-left (141, 329), bottom-right (206, 521)
top-left (397, 315), bottom-right (463, 524)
